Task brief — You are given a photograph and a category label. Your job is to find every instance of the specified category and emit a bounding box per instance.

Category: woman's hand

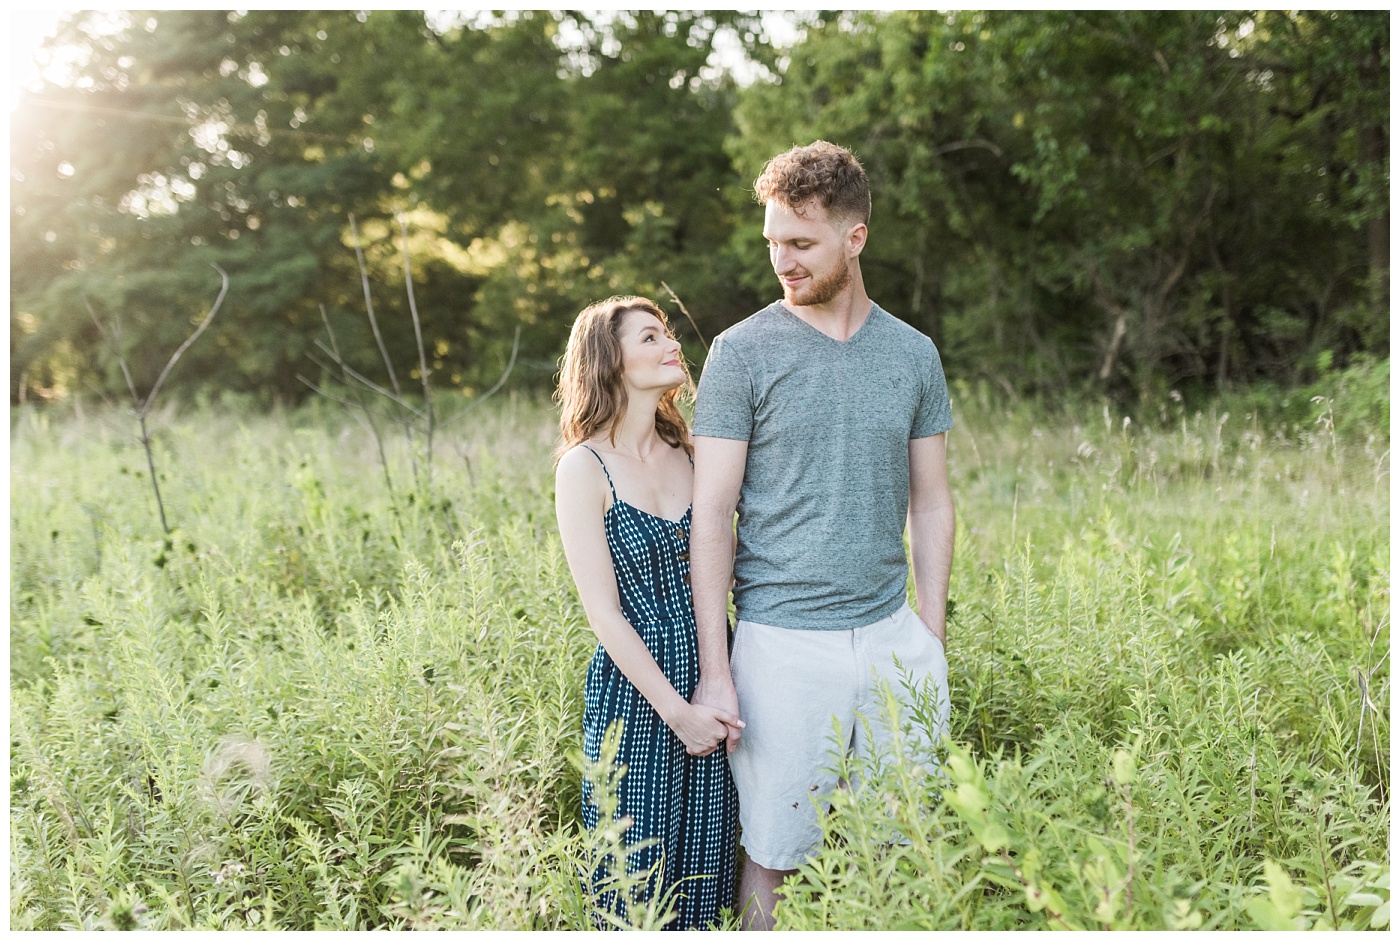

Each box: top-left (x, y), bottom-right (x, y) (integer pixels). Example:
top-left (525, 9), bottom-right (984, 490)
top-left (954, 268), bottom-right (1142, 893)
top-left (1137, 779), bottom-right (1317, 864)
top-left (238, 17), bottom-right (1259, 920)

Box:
top-left (665, 702), bottom-right (745, 757)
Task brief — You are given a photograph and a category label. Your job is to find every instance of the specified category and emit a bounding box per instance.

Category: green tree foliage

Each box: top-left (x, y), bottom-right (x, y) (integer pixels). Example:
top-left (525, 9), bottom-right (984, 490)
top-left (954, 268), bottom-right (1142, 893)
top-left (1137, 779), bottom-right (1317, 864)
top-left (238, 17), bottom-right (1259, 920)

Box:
top-left (387, 11), bottom-right (767, 379)
top-left (10, 10), bottom-right (1387, 403)
top-left (12, 11), bottom-right (772, 400)
top-left (728, 10), bottom-right (1388, 396)
top-left (11, 10), bottom-right (405, 400)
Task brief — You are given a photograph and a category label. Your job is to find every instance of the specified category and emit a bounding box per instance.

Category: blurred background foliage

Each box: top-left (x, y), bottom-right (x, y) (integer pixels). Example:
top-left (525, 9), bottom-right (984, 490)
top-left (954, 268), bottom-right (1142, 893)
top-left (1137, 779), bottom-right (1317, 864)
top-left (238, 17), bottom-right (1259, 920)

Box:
top-left (10, 10), bottom-right (1389, 406)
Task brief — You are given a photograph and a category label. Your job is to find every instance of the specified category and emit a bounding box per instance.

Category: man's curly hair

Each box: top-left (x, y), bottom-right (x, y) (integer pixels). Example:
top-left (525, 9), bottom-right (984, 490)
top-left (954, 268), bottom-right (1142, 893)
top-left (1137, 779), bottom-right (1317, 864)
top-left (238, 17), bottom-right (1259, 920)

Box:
top-left (753, 141), bottom-right (871, 225)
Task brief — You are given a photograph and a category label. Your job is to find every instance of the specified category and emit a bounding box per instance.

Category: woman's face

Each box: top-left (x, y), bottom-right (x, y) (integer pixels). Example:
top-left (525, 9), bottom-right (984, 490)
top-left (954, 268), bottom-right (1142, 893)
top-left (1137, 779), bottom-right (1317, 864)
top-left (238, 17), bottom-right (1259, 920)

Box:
top-left (618, 308), bottom-right (685, 394)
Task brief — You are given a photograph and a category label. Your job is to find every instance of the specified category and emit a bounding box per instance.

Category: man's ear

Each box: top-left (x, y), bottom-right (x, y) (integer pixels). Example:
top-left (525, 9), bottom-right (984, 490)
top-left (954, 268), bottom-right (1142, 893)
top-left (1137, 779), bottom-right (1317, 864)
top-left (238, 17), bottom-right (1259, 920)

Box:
top-left (846, 221), bottom-right (868, 258)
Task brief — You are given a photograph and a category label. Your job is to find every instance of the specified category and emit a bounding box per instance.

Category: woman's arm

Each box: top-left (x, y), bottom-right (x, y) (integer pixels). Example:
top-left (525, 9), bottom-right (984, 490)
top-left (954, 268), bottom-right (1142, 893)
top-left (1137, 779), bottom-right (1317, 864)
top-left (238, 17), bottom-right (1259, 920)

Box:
top-left (555, 446), bottom-right (740, 755)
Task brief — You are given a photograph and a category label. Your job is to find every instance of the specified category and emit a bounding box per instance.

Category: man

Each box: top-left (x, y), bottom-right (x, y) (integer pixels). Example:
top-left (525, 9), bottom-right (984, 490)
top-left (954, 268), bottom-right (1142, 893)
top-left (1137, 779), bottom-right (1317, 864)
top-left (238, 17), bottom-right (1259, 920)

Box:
top-left (690, 141), bottom-right (955, 930)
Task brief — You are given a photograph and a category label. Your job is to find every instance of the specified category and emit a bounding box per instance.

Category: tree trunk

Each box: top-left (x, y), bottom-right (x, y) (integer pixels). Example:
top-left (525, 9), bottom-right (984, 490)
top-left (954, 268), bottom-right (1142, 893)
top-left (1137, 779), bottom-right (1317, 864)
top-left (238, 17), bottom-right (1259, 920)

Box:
top-left (1097, 305), bottom-right (1129, 383)
top-left (1358, 123), bottom-right (1389, 303)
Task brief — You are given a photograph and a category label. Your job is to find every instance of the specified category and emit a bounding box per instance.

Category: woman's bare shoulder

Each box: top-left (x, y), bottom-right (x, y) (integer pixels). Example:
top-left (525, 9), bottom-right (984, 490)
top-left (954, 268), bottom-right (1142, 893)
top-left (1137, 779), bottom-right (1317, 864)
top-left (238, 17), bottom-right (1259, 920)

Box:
top-left (555, 443), bottom-right (608, 490)
top-left (555, 444), bottom-right (613, 529)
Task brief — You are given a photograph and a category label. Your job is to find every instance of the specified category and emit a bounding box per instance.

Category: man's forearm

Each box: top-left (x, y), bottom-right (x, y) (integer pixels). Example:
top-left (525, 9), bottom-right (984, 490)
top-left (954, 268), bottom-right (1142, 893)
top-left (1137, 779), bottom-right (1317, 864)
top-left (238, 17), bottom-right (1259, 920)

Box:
top-left (909, 503), bottom-right (955, 642)
top-left (690, 504), bottom-right (737, 678)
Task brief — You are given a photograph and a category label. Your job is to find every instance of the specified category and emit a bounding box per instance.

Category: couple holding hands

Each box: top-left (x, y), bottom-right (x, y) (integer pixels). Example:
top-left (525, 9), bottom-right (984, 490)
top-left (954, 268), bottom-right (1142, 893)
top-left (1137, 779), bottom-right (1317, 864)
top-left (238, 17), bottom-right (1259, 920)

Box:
top-left (554, 141), bottom-right (955, 930)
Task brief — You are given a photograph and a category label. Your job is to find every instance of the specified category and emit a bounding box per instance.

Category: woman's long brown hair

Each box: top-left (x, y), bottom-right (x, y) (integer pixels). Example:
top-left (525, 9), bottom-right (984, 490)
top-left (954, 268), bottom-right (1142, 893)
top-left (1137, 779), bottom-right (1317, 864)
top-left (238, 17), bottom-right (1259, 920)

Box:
top-left (554, 296), bottom-right (694, 463)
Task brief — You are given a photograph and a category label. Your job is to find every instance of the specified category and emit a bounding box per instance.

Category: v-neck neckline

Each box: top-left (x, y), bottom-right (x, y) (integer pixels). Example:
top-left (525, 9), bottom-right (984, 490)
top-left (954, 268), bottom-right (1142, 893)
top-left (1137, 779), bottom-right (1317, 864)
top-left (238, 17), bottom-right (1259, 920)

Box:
top-left (774, 301), bottom-right (878, 345)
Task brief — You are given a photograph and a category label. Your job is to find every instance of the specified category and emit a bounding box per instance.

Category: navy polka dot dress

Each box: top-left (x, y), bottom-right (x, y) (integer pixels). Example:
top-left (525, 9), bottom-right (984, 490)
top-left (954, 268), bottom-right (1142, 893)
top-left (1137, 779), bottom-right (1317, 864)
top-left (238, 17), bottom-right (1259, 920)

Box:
top-left (579, 446), bottom-right (738, 930)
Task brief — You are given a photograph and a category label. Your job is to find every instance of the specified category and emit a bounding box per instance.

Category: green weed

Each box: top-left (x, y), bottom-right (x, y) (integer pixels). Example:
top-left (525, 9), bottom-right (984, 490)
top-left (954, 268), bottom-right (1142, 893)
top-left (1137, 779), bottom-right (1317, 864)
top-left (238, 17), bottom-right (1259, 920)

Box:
top-left (10, 387), bottom-right (1388, 928)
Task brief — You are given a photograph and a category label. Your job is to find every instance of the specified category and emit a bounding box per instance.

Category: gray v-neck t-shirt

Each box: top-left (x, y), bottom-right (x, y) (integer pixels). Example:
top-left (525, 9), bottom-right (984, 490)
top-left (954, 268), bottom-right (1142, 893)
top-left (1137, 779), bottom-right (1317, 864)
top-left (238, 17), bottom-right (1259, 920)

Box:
top-left (693, 301), bottom-right (953, 630)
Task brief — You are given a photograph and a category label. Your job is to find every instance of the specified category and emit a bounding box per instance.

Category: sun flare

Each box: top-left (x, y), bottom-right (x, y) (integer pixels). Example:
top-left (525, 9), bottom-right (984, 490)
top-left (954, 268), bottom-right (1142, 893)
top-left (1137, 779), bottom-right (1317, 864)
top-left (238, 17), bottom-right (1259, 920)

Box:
top-left (8, 9), bottom-right (77, 109)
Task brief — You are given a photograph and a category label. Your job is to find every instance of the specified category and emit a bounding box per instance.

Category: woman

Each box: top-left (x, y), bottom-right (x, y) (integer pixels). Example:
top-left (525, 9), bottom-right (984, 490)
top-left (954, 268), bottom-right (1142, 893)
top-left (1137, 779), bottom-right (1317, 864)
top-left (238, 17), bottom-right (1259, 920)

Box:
top-left (554, 296), bottom-right (741, 929)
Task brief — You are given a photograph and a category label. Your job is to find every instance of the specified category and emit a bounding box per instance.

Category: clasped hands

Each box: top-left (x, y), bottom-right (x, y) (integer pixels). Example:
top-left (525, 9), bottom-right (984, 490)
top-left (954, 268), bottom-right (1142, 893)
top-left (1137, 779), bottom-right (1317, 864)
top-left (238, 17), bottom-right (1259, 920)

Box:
top-left (666, 702), bottom-right (744, 757)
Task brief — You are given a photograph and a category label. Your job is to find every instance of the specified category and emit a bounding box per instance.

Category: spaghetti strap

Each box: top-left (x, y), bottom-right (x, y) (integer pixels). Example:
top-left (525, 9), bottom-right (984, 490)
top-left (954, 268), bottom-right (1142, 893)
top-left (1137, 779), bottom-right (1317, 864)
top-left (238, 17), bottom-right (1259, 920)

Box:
top-left (579, 444), bottom-right (618, 501)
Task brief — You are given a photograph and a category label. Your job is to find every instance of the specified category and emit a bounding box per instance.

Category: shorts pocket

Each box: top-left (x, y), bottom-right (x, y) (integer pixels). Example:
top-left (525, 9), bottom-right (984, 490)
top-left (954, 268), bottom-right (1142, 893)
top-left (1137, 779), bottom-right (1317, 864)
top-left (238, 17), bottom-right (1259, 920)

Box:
top-left (896, 606), bottom-right (947, 683)
top-left (926, 627), bottom-right (946, 661)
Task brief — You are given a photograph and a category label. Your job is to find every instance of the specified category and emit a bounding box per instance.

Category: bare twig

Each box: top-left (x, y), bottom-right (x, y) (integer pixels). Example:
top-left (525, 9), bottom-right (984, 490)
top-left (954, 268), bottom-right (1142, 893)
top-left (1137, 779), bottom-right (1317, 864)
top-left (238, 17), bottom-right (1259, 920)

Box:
top-left (297, 372), bottom-right (396, 497)
top-left (317, 304), bottom-right (396, 497)
top-left (398, 213), bottom-right (435, 485)
top-left (317, 303), bottom-right (345, 364)
top-left (1092, 270), bottom-right (1130, 383)
top-left (312, 339), bottom-right (426, 420)
top-left (660, 282), bottom-right (710, 354)
top-left (439, 326), bottom-right (522, 430)
top-left (305, 351), bottom-right (419, 437)
top-left (79, 378), bottom-right (121, 412)
top-left (85, 301), bottom-right (141, 405)
top-left (296, 373), bottom-right (363, 414)
top-left (348, 213), bottom-right (401, 397)
top-left (143, 266), bottom-right (229, 410)
top-left (934, 137), bottom-right (1004, 159)
top-left (84, 264), bottom-right (228, 534)
top-left (309, 219), bottom-right (521, 504)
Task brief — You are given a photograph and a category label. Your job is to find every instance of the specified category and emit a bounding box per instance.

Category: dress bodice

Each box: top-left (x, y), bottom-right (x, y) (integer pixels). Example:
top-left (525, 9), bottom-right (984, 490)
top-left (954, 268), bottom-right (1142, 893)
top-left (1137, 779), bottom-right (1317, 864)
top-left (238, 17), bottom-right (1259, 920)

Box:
top-left (601, 500), bottom-right (693, 626)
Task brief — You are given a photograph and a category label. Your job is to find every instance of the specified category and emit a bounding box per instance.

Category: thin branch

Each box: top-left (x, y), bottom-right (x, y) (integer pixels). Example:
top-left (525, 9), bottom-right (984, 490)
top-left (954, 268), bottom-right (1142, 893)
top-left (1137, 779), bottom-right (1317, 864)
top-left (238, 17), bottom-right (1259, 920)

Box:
top-left (660, 282), bottom-right (709, 354)
top-left (296, 374), bottom-right (370, 415)
top-left (312, 338), bottom-right (426, 421)
top-left (398, 213), bottom-right (435, 479)
top-left (297, 373), bottom-right (397, 497)
top-left (317, 307), bottom-right (387, 420)
top-left (397, 214), bottom-right (433, 403)
top-left (348, 213), bottom-right (402, 397)
top-left (87, 301), bottom-right (169, 531)
top-left (317, 303), bottom-right (344, 364)
top-left (1093, 272), bottom-right (1130, 383)
top-left (79, 378), bottom-right (122, 413)
top-left (439, 326), bottom-right (522, 430)
top-left (83, 266), bottom-right (226, 535)
top-left (137, 411), bottom-right (169, 534)
top-left (934, 137), bottom-right (1004, 159)
top-left (85, 299), bottom-right (140, 405)
top-left (142, 264), bottom-right (228, 415)
top-left (305, 353), bottom-right (407, 425)
top-left (306, 352), bottom-right (419, 436)
top-left (316, 303), bottom-right (398, 495)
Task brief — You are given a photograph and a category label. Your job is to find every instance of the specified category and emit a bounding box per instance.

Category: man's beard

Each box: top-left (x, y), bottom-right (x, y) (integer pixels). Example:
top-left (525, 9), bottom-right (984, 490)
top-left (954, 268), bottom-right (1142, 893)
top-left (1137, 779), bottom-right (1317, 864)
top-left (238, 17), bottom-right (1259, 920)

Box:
top-left (784, 262), bottom-right (851, 308)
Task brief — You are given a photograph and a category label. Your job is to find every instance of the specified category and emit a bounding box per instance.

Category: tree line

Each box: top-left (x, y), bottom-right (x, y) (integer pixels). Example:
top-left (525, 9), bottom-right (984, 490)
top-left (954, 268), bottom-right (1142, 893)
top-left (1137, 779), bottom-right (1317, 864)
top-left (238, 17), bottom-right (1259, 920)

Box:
top-left (10, 10), bottom-right (1388, 405)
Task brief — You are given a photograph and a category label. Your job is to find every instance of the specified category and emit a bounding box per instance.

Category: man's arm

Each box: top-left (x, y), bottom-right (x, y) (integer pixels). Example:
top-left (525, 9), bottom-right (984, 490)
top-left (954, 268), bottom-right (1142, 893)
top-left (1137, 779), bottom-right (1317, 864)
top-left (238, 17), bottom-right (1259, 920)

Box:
top-left (556, 448), bottom-right (740, 756)
top-left (690, 434), bottom-right (749, 752)
top-left (908, 433), bottom-right (955, 646)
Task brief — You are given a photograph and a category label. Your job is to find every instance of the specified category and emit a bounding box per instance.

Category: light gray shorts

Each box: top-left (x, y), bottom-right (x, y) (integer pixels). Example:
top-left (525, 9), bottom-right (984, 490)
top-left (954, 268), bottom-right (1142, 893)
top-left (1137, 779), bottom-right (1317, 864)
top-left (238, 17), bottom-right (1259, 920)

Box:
top-left (728, 602), bottom-right (950, 871)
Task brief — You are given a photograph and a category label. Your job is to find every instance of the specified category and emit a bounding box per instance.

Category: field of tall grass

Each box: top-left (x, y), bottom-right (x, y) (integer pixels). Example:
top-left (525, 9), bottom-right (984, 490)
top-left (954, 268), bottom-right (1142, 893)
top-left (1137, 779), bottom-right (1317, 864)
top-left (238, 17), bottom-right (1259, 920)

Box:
top-left (9, 376), bottom-right (1390, 929)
